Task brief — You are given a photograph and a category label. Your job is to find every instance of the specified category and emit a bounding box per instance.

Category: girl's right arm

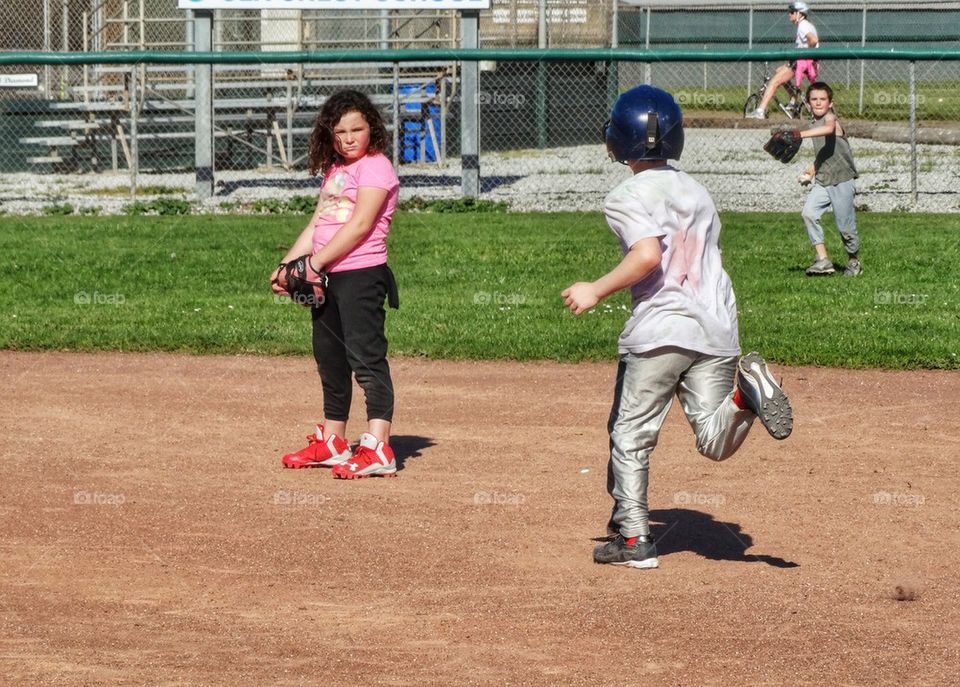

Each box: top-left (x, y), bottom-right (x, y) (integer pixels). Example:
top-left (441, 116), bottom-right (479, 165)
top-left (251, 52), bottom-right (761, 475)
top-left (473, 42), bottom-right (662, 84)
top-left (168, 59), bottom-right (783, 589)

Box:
top-left (270, 201), bottom-right (325, 293)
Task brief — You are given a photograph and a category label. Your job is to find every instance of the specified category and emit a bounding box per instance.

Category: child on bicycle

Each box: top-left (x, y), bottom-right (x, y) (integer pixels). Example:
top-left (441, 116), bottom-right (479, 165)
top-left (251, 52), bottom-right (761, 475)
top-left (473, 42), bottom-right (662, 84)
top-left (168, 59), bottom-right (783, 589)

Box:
top-left (747, 2), bottom-right (819, 119)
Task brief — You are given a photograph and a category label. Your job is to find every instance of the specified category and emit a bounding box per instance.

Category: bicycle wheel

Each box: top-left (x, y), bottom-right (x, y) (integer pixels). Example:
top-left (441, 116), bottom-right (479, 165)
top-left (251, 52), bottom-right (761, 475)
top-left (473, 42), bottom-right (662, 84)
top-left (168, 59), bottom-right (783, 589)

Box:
top-left (743, 93), bottom-right (760, 117)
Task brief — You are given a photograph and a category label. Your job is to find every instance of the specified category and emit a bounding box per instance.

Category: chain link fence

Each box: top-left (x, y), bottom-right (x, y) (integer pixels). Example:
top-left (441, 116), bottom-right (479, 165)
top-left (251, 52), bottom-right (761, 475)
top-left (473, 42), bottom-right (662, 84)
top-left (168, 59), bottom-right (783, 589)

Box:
top-left (1, 0), bottom-right (959, 213)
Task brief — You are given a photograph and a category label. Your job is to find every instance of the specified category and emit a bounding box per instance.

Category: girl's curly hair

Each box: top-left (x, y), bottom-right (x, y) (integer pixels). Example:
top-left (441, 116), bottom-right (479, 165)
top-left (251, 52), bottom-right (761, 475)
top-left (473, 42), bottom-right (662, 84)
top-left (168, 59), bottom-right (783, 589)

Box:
top-left (308, 90), bottom-right (389, 176)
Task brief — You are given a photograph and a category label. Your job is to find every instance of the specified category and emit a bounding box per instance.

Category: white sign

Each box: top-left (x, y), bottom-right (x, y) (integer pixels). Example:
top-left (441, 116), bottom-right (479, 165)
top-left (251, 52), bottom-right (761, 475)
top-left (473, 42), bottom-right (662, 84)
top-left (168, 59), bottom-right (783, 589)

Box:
top-left (0, 74), bottom-right (39, 88)
top-left (178, 0), bottom-right (490, 9)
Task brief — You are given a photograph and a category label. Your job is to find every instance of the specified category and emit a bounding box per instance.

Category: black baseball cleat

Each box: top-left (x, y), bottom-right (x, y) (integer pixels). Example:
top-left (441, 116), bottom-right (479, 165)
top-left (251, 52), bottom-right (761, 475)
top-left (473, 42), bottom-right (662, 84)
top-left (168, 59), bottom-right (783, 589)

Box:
top-left (737, 352), bottom-right (794, 440)
top-left (593, 534), bottom-right (659, 569)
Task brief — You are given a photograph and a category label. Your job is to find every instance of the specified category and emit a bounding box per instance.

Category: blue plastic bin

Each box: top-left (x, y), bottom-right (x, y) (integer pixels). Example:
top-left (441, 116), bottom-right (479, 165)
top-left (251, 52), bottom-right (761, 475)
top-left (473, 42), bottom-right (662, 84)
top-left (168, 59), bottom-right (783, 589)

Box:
top-left (399, 83), bottom-right (440, 163)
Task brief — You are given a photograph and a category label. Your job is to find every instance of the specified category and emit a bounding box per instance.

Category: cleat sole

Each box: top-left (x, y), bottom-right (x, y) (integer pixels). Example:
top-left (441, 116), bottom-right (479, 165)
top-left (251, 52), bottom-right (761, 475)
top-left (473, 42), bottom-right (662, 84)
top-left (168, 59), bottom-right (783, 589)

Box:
top-left (333, 470), bottom-right (397, 480)
top-left (758, 398), bottom-right (794, 440)
top-left (610, 558), bottom-right (660, 569)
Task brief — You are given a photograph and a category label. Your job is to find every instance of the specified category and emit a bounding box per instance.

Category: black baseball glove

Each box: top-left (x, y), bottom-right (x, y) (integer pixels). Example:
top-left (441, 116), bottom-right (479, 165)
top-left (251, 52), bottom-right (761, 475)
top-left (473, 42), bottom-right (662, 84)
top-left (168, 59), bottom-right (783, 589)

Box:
top-left (763, 128), bottom-right (803, 163)
top-left (281, 254), bottom-right (328, 308)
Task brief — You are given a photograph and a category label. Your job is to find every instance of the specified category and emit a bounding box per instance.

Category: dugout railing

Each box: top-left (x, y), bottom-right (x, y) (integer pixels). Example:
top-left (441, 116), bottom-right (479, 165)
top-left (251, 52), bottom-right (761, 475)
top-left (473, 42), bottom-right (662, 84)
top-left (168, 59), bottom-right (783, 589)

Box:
top-left (0, 46), bottom-right (958, 213)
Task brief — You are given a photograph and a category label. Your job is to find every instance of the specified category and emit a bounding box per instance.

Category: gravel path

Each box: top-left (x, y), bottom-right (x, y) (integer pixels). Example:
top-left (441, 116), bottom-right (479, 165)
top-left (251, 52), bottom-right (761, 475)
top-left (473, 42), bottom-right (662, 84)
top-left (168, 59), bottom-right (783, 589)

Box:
top-left (1, 128), bottom-right (957, 215)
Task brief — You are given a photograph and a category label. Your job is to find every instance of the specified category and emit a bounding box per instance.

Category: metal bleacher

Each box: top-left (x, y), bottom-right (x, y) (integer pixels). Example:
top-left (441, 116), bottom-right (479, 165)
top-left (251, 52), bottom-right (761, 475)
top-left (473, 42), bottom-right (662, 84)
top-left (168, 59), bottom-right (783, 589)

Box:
top-left (18, 6), bottom-right (457, 173)
top-left (25, 64), bottom-right (449, 172)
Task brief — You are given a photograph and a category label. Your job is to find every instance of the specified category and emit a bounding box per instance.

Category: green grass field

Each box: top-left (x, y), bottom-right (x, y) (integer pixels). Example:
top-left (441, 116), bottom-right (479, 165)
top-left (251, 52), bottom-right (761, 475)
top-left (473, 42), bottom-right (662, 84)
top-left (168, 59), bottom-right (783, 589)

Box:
top-left (0, 211), bottom-right (957, 368)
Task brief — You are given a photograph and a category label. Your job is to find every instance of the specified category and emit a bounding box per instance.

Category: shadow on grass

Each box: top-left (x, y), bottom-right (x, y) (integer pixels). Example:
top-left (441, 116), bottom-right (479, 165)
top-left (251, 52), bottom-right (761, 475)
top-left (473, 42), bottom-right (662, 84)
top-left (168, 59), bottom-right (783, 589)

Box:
top-left (212, 174), bottom-right (525, 197)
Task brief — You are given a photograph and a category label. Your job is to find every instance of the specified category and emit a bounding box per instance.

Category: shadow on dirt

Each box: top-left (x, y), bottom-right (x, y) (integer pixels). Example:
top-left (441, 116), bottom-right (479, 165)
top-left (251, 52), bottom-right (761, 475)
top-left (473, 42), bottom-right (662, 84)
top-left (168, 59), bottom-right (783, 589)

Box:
top-left (389, 435), bottom-right (435, 471)
top-left (650, 508), bottom-right (799, 568)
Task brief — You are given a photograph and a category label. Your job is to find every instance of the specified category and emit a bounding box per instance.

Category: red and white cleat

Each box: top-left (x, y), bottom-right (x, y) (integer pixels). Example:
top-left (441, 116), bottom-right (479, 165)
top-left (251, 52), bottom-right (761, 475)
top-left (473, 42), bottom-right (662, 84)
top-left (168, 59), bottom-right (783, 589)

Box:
top-left (281, 424), bottom-right (352, 469)
top-left (332, 433), bottom-right (397, 479)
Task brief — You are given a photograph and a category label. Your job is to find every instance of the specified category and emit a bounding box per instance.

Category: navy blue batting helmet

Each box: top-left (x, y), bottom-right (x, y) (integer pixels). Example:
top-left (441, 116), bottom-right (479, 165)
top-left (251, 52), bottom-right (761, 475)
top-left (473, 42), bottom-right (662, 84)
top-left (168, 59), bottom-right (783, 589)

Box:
top-left (603, 85), bottom-right (684, 162)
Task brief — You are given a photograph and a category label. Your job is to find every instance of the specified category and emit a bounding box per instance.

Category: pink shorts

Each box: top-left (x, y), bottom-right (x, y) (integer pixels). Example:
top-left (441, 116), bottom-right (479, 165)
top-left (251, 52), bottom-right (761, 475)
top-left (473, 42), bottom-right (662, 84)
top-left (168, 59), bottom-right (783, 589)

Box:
top-left (794, 58), bottom-right (819, 88)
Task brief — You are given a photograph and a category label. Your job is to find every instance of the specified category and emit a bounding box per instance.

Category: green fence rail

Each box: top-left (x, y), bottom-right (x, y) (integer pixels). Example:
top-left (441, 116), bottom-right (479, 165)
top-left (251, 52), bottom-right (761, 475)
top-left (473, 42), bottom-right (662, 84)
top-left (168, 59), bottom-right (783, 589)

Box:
top-left (2, 47), bottom-right (960, 66)
top-left (1, 46), bottom-right (957, 213)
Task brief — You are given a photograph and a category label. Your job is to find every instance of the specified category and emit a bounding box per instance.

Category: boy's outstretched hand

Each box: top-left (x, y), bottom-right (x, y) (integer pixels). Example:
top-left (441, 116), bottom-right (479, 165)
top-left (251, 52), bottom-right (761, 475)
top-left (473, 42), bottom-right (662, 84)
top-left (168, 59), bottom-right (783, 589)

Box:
top-left (562, 282), bottom-right (599, 315)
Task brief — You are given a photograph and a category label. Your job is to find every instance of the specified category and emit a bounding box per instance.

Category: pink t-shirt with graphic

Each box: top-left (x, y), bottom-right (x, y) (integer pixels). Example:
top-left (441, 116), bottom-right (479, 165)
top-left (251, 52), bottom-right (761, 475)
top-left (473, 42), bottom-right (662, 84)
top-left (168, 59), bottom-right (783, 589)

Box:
top-left (311, 152), bottom-right (399, 272)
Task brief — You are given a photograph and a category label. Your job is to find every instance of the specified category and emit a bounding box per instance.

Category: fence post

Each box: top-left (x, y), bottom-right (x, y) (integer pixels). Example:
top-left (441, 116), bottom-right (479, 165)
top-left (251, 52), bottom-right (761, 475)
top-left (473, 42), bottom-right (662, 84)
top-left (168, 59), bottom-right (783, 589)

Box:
top-left (194, 10), bottom-right (214, 200)
top-left (607, 0), bottom-right (619, 108)
top-left (538, 0), bottom-right (547, 48)
top-left (858, 4), bottom-right (866, 115)
top-left (129, 66), bottom-right (138, 197)
top-left (536, 62), bottom-right (547, 149)
top-left (536, 0), bottom-right (547, 149)
top-left (286, 82), bottom-right (294, 167)
top-left (43, 0), bottom-right (51, 99)
top-left (61, 0), bottom-right (69, 98)
top-left (644, 7), bottom-right (651, 84)
top-left (461, 10), bottom-right (480, 197)
top-left (747, 7), bottom-right (753, 95)
top-left (909, 60), bottom-right (917, 205)
top-left (392, 62), bottom-right (400, 169)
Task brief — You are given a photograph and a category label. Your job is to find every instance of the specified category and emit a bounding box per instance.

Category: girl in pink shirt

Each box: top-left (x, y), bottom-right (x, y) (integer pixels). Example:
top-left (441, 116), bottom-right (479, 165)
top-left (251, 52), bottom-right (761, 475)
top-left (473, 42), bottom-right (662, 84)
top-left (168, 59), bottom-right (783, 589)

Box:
top-left (271, 90), bottom-right (400, 479)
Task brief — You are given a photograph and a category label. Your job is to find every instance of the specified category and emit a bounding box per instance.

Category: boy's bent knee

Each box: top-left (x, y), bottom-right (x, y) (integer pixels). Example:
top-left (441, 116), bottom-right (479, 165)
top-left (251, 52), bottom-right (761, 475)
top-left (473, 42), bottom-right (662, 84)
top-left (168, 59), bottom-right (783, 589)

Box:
top-left (698, 445), bottom-right (735, 462)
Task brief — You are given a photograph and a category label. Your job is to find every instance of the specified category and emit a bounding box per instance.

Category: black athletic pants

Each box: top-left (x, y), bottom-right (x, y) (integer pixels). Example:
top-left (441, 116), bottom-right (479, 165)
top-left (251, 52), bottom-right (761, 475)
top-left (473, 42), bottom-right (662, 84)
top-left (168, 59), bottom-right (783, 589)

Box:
top-left (310, 264), bottom-right (398, 422)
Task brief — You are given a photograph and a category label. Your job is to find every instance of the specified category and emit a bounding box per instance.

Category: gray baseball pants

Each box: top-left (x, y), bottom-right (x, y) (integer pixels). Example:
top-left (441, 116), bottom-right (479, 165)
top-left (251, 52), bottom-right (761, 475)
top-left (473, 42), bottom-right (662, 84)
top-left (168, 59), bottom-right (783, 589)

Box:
top-left (802, 179), bottom-right (860, 256)
top-left (606, 347), bottom-right (755, 538)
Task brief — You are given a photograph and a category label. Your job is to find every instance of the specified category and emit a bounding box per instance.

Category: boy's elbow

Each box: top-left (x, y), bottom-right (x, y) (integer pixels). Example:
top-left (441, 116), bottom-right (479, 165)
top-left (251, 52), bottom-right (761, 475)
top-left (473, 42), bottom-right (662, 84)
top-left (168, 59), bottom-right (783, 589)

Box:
top-left (630, 256), bottom-right (661, 283)
top-left (625, 239), bottom-right (662, 282)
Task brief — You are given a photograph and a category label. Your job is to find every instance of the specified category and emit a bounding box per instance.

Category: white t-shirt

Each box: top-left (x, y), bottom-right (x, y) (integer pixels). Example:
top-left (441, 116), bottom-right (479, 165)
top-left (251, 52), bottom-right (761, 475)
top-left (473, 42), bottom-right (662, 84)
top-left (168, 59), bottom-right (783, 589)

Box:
top-left (796, 18), bottom-right (818, 48)
top-left (603, 166), bottom-right (740, 357)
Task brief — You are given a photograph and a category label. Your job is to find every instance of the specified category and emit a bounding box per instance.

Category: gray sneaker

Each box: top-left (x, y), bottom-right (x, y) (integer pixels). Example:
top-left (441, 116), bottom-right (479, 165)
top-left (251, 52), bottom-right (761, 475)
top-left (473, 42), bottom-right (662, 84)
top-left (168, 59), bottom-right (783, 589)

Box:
top-left (805, 257), bottom-right (836, 276)
top-left (745, 108), bottom-right (767, 120)
top-left (737, 352), bottom-right (794, 440)
top-left (593, 534), bottom-right (659, 569)
top-left (844, 259), bottom-right (862, 277)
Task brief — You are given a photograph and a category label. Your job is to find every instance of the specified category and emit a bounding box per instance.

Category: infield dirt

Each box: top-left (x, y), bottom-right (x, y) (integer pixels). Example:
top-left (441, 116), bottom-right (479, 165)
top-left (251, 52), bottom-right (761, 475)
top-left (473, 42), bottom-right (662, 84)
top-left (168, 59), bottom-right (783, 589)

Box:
top-left (1, 351), bottom-right (957, 685)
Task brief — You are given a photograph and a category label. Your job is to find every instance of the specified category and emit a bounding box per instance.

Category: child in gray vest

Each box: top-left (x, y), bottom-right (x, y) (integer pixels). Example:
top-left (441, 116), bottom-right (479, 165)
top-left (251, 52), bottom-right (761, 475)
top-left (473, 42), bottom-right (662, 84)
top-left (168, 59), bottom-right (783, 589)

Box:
top-left (790, 81), bottom-right (861, 276)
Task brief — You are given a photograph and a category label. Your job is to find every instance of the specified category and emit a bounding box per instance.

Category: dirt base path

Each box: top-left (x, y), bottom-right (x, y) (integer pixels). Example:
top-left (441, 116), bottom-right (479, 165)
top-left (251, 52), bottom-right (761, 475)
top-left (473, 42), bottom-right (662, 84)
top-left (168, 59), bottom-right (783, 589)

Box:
top-left (1, 351), bottom-right (957, 686)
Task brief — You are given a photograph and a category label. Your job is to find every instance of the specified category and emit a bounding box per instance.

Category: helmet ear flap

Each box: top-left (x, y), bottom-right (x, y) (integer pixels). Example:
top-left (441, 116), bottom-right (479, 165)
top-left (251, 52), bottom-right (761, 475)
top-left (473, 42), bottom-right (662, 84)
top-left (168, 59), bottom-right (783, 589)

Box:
top-left (644, 112), bottom-right (658, 151)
